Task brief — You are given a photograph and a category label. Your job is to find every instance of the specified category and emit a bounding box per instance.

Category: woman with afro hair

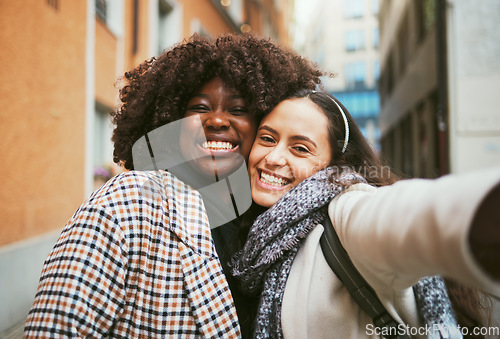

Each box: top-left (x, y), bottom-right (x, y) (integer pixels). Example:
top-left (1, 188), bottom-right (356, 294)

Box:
top-left (25, 33), bottom-right (324, 338)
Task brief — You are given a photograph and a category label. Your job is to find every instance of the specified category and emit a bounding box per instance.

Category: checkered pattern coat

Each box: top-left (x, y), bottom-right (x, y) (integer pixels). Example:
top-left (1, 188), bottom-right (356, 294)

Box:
top-left (24, 170), bottom-right (241, 338)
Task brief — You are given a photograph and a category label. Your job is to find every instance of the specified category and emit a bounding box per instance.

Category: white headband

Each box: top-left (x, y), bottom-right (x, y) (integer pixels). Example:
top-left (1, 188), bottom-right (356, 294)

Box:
top-left (311, 91), bottom-right (349, 154)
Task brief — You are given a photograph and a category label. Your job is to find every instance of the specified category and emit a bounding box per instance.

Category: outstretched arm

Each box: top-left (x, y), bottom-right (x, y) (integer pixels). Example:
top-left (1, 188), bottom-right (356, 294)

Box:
top-left (469, 182), bottom-right (500, 281)
top-left (329, 166), bottom-right (500, 295)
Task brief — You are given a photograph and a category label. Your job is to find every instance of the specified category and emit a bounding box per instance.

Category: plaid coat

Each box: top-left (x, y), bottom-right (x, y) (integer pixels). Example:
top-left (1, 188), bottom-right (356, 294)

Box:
top-left (25, 170), bottom-right (241, 338)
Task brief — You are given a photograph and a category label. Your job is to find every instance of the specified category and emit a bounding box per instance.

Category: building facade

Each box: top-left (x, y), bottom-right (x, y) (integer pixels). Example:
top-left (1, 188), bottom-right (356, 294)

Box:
top-left (378, 0), bottom-right (500, 178)
top-left (0, 0), bottom-right (291, 333)
top-left (299, 0), bottom-right (381, 149)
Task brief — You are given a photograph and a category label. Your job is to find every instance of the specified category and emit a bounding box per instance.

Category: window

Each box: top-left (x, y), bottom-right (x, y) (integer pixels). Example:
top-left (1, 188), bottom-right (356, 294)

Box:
top-left (371, 0), bottom-right (379, 15)
top-left (315, 48), bottom-right (325, 67)
top-left (225, 0), bottom-right (243, 25)
top-left (416, 0), bottom-right (436, 41)
top-left (372, 28), bottom-right (379, 49)
top-left (96, 0), bottom-right (107, 22)
top-left (190, 18), bottom-right (210, 37)
top-left (333, 91), bottom-right (380, 148)
top-left (93, 103), bottom-right (115, 189)
top-left (386, 53), bottom-right (394, 95)
top-left (345, 62), bottom-right (366, 88)
top-left (397, 14), bottom-right (410, 75)
top-left (344, 0), bottom-right (365, 18)
top-left (345, 30), bottom-right (366, 52)
top-left (373, 61), bottom-right (380, 81)
top-left (337, 91), bottom-right (380, 119)
top-left (47, 0), bottom-right (58, 10)
top-left (423, 0), bottom-right (436, 32)
top-left (158, 0), bottom-right (181, 54)
top-left (159, 1), bottom-right (173, 53)
top-left (95, 0), bottom-right (123, 36)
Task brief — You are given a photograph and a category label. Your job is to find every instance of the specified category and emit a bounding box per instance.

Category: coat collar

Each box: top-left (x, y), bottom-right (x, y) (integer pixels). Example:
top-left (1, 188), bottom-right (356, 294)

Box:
top-left (162, 171), bottom-right (216, 258)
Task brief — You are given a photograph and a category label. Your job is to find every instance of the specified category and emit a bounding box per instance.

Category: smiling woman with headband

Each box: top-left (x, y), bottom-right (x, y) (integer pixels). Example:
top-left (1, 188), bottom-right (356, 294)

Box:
top-left (231, 89), bottom-right (499, 339)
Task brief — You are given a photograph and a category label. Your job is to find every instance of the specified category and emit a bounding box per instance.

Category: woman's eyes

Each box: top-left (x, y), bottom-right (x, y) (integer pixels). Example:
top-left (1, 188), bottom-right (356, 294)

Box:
top-left (188, 104), bottom-right (210, 113)
top-left (186, 105), bottom-right (248, 115)
top-left (292, 146), bottom-right (310, 154)
top-left (258, 136), bottom-right (310, 154)
top-left (259, 135), bottom-right (275, 143)
top-left (229, 107), bottom-right (249, 115)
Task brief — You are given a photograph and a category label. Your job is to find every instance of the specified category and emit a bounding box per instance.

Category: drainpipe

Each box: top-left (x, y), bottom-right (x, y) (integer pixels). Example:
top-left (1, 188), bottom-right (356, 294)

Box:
top-left (436, 0), bottom-right (449, 176)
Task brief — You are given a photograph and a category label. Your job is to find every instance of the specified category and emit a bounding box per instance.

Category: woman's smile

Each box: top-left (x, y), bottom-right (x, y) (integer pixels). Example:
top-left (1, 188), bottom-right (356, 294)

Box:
top-left (256, 169), bottom-right (292, 190)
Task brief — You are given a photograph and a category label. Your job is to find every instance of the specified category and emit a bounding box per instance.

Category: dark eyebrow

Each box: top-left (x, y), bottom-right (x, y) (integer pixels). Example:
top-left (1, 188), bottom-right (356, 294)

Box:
top-left (258, 125), bottom-right (278, 134)
top-left (258, 125), bottom-right (318, 148)
top-left (291, 135), bottom-right (317, 148)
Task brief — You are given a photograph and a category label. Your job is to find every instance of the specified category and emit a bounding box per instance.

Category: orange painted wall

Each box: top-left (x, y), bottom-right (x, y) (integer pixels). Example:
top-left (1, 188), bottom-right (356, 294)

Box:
top-left (124, 0), bottom-right (153, 72)
top-left (182, 0), bottom-right (233, 37)
top-left (0, 0), bottom-right (293, 247)
top-left (248, 4), bottom-right (263, 36)
top-left (120, 0), bottom-right (236, 78)
top-left (0, 1), bottom-right (87, 245)
top-left (248, 0), bottom-right (291, 46)
top-left (271, 0), bottom-right (291, 46)
top-left (95, 19), bottom-right (118, 108)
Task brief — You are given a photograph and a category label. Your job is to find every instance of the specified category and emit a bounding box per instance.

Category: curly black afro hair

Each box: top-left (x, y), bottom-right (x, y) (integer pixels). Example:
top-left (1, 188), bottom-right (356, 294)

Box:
top-left (111, 33), bottom-right (325, 170)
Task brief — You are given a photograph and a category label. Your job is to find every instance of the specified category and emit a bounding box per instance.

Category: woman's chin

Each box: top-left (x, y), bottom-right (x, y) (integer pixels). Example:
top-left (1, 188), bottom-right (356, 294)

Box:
top-left (251, 176), bottom-right (292, 207)
top-left (252, 189), bottom-right (288, 208)
top-left (195, 156), bottom-right (245, 179)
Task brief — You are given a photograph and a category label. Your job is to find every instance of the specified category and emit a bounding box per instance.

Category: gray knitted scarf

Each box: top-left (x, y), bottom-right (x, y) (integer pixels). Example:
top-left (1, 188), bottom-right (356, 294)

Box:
top-left (231, 167), bottom-right (461, 339)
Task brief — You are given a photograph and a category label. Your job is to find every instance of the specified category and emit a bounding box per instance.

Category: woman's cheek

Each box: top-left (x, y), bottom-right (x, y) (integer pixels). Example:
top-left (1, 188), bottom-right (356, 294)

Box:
top-left (248, 146), bottom-right (264, 168)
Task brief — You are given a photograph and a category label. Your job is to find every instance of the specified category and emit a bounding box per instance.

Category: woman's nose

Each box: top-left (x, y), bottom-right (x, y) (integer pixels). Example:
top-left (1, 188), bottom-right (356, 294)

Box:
top-left (264, 147), bottom-right (287, 167)
top-left (204, 110), bottom-right (230, 130)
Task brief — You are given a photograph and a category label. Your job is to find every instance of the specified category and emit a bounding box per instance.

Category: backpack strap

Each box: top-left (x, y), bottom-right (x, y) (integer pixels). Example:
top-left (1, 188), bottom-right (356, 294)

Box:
top-left (320, 215), bottom-right (409, 339)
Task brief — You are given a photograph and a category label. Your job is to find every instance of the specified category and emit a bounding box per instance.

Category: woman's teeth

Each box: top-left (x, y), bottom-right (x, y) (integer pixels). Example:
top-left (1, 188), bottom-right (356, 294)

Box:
top-left (202, 141), bottom-right (235, 150)
top-left (260, 172), bottom-right (289, 186)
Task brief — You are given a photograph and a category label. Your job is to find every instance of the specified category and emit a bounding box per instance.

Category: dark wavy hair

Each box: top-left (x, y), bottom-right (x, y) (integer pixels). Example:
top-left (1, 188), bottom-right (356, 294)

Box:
top-left (111, 33), bottom-right (325, 170)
